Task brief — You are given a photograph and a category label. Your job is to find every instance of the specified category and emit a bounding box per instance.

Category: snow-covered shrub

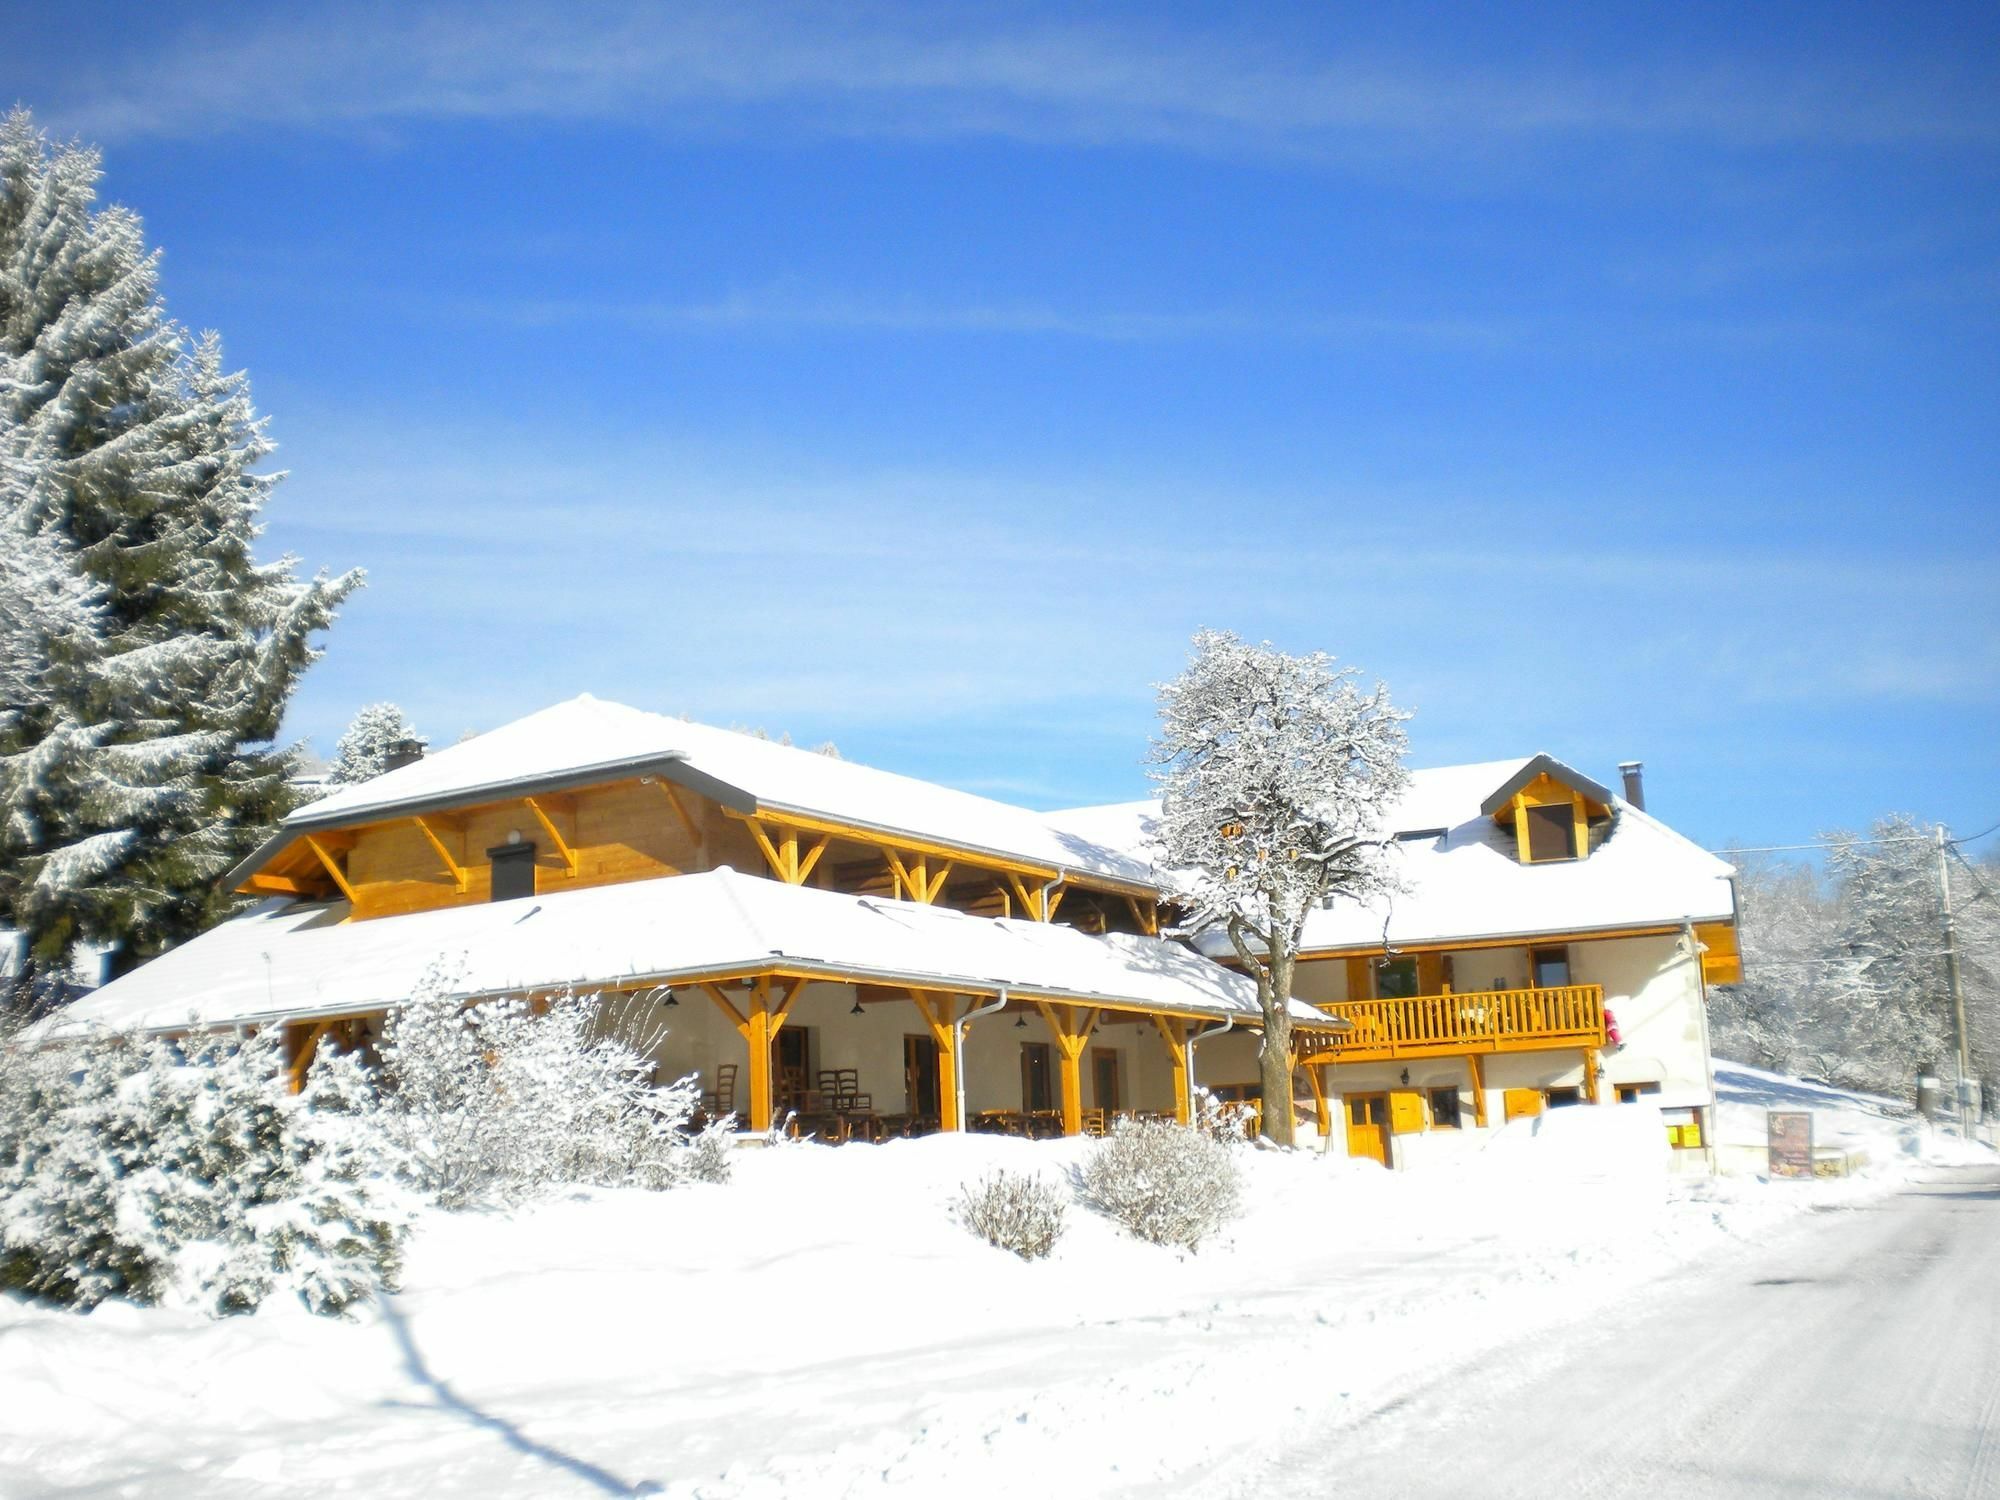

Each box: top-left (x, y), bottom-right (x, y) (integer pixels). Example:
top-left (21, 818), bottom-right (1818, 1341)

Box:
top-left (1192, 1088), bottom-right (1257, 1144)
top-left (1079, 1117), bottom-right (1242, 1251)
top-left (0, 1026), bottom-right (409, 1315)
top-left (376, 989), bottom-right (723, 1207)
top-left (955, 1169), bottom-right (1067, 1260)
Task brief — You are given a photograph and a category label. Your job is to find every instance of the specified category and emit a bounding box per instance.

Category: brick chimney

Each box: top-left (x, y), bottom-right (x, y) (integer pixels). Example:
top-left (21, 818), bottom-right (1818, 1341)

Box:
top-left (386, 738), bottom-right (427, 771)
top-left (1617, 761), bottom-right (1645, 811)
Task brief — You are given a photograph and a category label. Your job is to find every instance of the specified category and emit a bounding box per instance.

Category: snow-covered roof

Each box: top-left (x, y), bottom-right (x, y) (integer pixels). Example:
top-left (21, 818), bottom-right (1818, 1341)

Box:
top-left (257, 696), bottom-right (1150, 890)
top-left (1043, 755), bottom-right (1737, 953)
top-left (35, 867), bottom-right (1318, 1040)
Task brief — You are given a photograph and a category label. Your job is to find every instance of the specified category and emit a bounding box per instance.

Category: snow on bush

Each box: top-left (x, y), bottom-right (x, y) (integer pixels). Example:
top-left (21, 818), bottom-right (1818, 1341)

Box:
top-left (0, 1026), bottom-right (409, 1315)
top-left (1192, 1088), bottom-right (1258, 1144)
top-left (375, 987), bottom-right (729, 1208)
top-left (955, 1169), bottom-right (1068, 1260)
top-left (1079, 1117), bottom-right (1242, 1251)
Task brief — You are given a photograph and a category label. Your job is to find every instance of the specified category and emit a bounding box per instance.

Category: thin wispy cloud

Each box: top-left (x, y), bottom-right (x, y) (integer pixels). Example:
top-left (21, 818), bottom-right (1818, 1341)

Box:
top-left (461, 285), bottom-right (1523, 348)
top-left (41, 1), bottom-right (2000, 157)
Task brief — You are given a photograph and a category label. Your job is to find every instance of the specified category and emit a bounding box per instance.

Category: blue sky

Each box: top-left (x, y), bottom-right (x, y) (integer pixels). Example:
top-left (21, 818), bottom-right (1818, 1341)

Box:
top-left (7, 1), bottom-right (1997, 850)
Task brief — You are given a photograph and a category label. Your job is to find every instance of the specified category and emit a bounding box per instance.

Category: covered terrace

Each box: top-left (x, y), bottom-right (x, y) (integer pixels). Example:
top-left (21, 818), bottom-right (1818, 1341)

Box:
top-left (36, 866), bottom-right (1339, 1138)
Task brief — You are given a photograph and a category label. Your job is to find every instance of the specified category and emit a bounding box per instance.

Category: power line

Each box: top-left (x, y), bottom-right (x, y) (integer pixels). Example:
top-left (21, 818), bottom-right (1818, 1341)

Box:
top-left (1708, 820), bottom-right (2000, 859)
top-left (1949, 816), bottom-right (2000, 849)
top-left (1708, 835), bottom-right (1935, 856)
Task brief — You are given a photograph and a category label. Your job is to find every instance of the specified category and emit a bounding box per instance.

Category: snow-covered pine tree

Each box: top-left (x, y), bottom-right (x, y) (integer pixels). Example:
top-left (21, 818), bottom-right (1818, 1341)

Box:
top-left (322, 702), bottom-right (423, 788)
top-left (0, 109), bottom-right (360, 987)
top-left (1149, 630), bottom-right (1409, 1147)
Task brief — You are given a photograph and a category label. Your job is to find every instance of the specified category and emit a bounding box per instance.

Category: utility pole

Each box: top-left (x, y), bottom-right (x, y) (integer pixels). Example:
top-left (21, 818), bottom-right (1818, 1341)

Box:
top-left (1937, 825), bottom-right (1974, 1138)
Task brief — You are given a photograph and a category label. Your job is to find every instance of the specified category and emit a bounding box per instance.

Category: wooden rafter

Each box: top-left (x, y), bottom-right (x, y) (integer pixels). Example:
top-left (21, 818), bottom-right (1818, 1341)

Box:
top-left (243, 872), bottom-right (314, 897)
top-left (412, 815), bottom-right (469, 893)
top-left (523, 795), bottom-right (579, 877)
top-left (1126, 895), bottom-right (1160, 936)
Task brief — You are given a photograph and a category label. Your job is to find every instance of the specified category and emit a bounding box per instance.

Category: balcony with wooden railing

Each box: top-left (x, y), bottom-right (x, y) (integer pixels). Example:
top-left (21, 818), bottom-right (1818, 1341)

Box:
top-left (1310, 984), bottom-right (1606, 1063)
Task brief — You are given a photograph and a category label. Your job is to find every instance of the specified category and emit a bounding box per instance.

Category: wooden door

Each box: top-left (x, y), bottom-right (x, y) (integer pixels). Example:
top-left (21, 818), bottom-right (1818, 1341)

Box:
top-left (904, 1034), bottom-right (940, 1120)
top-left (1020, 1042), bottom-right (1053, 1113)
top-left (1091, 1047), bottom-right (1121, 1113)
top-left (1345, 1094), bottom-right (1390, 1166)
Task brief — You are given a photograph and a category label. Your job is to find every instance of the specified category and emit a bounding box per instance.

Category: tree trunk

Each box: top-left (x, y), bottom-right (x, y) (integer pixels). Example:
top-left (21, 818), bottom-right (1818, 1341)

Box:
top-left (1260, 950), bottom-right (1297, 1146)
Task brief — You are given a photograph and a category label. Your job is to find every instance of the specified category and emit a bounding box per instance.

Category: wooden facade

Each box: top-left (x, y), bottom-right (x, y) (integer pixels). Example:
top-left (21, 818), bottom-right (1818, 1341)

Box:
top-left (242, 774), bottom-right (1159, 935)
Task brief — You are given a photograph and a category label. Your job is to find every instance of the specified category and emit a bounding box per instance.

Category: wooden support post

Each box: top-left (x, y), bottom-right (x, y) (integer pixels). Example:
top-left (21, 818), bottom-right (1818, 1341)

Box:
top-left (412, 815), bottom-right (469, 892)
top-left (1038, 1002), bottom-right (1099, 1134)
top-left (1303, 1062), bottom-right (1331, 1137)
top-left (303, 836), bottom-right (358, 904)
top-left (1126, 896), bottom-right (1160, 937)
top-left (1583, 1047), bottom-right (1601, 1104)
top-left (909, 992), bottom-right (965, 1131)
top-left (283, 1019), bottom-right (332, 1094)
top-left (703, 977), bottom-right (802, 1131)
top-left (1151, 1015), bottom-right (1191, 1124)
top-left (1467, 1052), bottom-right (1487, 1128)
top-left (523, 796), bottom-right (578, 877)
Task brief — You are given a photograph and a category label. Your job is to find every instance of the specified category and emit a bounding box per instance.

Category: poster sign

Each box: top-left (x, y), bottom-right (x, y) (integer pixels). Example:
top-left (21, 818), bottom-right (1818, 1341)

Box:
top-left (1768, 1111), bottom-right (1814, 1179)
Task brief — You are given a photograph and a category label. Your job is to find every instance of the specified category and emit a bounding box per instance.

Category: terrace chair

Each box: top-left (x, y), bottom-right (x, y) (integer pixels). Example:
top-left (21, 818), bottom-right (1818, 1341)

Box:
top-left (702, 1064), bottom-right (737, 1120)
top-left (1081, 1108), bottom-right (1109, 1138)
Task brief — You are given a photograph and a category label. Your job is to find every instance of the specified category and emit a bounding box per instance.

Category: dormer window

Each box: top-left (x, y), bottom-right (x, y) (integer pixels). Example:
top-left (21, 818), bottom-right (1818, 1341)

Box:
top-left (1477, 756), bottom-right (1616, 866)
top-left (1522, 802), bottom-right (1577, 862)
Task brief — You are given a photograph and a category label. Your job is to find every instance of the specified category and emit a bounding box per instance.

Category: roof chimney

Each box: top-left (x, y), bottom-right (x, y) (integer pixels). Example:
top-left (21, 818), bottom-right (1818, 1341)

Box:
top-left (385, 738), bottom-right (426, 772)
top-left (1617, 760), bottom-right (1645, 811)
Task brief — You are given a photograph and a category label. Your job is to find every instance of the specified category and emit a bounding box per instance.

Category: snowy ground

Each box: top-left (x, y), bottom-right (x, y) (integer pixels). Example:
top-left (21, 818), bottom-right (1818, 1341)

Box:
top-left (3, 1063), bottom-right (1989, 1500)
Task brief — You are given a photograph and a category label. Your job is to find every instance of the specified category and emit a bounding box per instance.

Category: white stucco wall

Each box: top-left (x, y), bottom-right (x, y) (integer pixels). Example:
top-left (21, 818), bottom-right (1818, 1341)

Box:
top-left (607, 981), bottom-right (1187, 1123)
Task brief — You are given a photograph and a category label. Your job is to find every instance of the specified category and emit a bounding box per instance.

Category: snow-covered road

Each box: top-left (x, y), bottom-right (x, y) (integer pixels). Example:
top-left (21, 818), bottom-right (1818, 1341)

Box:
top-left (1244, 1163), bottom-right (2000, 1500)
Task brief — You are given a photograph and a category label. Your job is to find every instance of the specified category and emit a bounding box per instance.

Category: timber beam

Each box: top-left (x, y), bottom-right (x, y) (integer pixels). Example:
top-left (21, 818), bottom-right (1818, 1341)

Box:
top-left (1151, 1015), bottom-right (1191, 1124)
top-left (701, 976), bottom-right (804, 1131)
top-left (1037, 1001), bottom-right (1100, 1134)
top-left (650, 780), bottom-right (706, 850)
top-left (523, 795), bottom-right (579, 877)
top-left (884, 848), bottom-right (951, 904)
top-left (303, 836), bottom-right (358, 905)
top-left (412, 814), bottom-right (469, 893)
top-left (745, 817), bottom-right (830, 886)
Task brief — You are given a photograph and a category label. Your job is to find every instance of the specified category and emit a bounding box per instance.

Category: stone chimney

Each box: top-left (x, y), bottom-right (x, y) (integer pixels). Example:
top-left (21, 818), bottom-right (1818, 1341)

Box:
top-left (385, 737), bottom-right (427, 772)
top-left (1617, 760), bottom-right (1645, 811)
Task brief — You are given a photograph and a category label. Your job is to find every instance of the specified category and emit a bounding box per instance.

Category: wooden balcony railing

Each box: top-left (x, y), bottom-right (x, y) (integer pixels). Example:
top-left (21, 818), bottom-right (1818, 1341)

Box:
top-left (1312, 984), bottom-right (1606, 1062)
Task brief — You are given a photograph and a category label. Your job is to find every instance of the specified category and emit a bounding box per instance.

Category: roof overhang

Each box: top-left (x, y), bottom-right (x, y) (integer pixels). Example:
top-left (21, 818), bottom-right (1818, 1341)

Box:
top-left (1477, 754), bottom-right (1615, 818)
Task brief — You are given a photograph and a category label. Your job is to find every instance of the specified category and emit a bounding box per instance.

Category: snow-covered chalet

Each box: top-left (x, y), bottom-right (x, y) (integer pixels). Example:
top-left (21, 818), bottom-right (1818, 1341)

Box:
top-left (43, 696), bottom-right (1739, 1165)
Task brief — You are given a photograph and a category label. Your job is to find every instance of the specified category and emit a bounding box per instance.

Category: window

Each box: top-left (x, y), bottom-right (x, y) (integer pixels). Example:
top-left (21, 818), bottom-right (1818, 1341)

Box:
top-left (1531, 945), bottom-right (1571, 989)
top-left (1616, 1081), bottom-right (1662, 1104)
top-left (1375, 955), bottom-right (1420, 999)
top-left (1524, 802), bottom-right (1577, 861)
top-left (488, 842), bottom-right (536, 902)
top-left (1429, 1087), bottom-right (1462, 1129)
top-left (1544, 1086), bottom-right (1583, 1109)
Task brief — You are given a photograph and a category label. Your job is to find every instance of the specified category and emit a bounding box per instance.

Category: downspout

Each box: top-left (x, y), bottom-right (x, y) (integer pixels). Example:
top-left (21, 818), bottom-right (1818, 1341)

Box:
top-left (954, 988), bottom-right (1010, 1132)
top-left (1683, 919), bottom-right (1719, 1175)
top-left (1185, 1015), bottom-right (1236, 1123)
